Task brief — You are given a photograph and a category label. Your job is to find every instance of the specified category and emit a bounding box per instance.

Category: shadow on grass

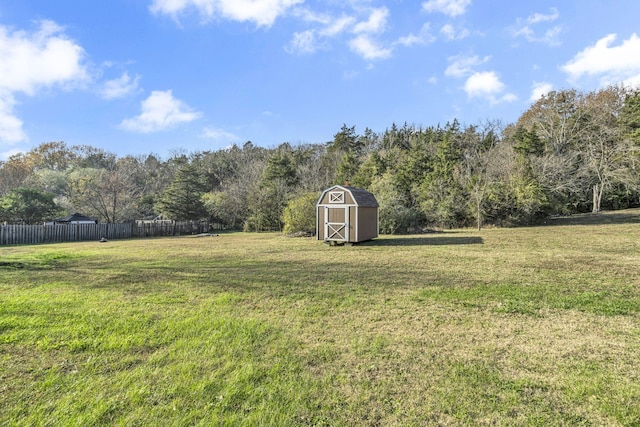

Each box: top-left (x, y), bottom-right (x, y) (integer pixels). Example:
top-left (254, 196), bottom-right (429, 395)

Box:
top-left (544, 209), bottom-right (640, 227)
top-left (362, 236), bottom-right (484, 246)
top-left (0, 261), bottom-right (26, 269)
top-left (0, 252), bottom-right (77, 270)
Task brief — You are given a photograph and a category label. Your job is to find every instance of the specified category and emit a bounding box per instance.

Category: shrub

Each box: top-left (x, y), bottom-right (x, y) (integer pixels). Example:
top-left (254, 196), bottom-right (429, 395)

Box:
top-left (281, 192), bottom-right (319, 235)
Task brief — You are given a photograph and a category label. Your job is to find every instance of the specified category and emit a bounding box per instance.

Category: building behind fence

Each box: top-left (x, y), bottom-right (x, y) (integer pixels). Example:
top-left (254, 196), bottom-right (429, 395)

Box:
top-left (0, 221), bottom-right (219, 246)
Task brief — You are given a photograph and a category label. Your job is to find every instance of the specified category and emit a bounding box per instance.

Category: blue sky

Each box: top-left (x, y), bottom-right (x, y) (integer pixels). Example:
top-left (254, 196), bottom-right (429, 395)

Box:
top-left (1, 0), bottom-right (640, 160)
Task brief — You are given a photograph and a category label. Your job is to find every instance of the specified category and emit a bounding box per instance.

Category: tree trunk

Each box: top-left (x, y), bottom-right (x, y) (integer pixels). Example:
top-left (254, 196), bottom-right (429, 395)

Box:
top-left (592, 183), bottom-right (603, 213)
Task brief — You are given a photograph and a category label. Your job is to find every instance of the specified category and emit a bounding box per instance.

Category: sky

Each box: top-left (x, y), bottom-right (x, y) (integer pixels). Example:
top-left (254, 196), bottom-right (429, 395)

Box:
top-left (1, 0), bottom-right (640, 161)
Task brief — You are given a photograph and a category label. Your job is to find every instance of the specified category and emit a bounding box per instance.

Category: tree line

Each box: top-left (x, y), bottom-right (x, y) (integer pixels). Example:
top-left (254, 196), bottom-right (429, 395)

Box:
top-left (1, 86), bottom-right (639, 232)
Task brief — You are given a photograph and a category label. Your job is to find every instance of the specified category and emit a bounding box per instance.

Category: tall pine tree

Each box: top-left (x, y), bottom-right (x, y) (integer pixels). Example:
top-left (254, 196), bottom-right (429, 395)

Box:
top-left (155, 163), bottom-right (208, 221)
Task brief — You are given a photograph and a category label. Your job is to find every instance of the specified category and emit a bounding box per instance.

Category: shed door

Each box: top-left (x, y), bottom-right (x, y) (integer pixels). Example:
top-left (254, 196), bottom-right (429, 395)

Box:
top-left (324, 206), bottom-right (349, 241)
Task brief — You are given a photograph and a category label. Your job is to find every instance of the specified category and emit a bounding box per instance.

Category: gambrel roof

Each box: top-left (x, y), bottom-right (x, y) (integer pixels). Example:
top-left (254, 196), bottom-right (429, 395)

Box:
top-left (318, 185), bottom-right (379, 207)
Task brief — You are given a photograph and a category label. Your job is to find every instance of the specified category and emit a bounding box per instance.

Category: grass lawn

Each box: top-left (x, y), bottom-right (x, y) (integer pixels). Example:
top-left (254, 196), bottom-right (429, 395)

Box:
top-left (1, 210), bottom-right (640, 426)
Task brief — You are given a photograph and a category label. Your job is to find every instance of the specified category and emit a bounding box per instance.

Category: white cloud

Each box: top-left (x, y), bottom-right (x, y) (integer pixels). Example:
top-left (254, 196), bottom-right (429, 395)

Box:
top-left (288, 5), bottom-right (429, 61)
top-left (465, 71), bottom-right (503, 96)
top-left (624, 75), bottom-right (640, 88)
top-left (320, 16), bottom-right (355, 37)
top-left (396, 23), bottom-right (435, 47)
top-left (422, 0), bottom-right (471, 17)
top-left (149, 0), bottom-right (303, 27)
top-left (286, 14), bottom-right (356, 55)
top-left (514, 25), bottom-right (562, 46)
top-left (202, 126), bottom-right (240, 141)
top-left (100, 72), bottom-right (141, 99)
top-left (0, 92), bottom-right (27, 144)
top-left (0, 20), bottom-right (88, 95)
top-left (349, 35), bottom-right (392, 60)
top-left (291, 6), bottom-right (395, 61)
top-left (286, 30), bottom-right (318, 54)
top-left (353, 8), bottom-right (388, 34)
top-left (0, 20), bottom-right (88, 147)
top-left (292, 8), bottom-right (329, 25)
top-left (561, 33), bottom-right (640, 87)
top-left (464, 71), bottom-right (516, 104)
top-left (528, 8), bottom-right (560, 24)
top-left (501, 93), bottom-right (518, 103)
top-left (120, 90), bottom-right (202, 133)
top-left (218, 0), bottom-right (303, 27)
top-left (529, 81), bottom-right (553, 102)
top-left (330, 9), bottom-right (395, 60)
top-left (440, 24), bottom-right (469, 41)
top-left (445, 54), bottom-right (490, 78)
top-left (512, 8), bottom-right (562, 46)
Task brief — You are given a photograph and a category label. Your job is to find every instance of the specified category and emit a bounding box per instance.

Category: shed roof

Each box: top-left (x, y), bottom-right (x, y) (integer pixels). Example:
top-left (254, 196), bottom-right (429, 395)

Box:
top-left (55, 212), bottom-right (97, 222)
top-left (320, 185), bottom-right (379, 207)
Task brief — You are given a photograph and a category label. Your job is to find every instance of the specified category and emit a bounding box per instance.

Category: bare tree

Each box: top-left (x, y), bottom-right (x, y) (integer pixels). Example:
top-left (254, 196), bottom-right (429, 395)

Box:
top-left (517, 90), bottom-right (589, 209)
top-left (458, 120), bottom-right (506, 230)
top-left (68, 161), bottom-right (141, 223)
top-left (580, 86), bottom-right (640, 212)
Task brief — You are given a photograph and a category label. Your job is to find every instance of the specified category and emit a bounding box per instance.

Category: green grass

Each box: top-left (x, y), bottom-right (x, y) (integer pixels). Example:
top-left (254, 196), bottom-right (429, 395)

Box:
top-left (1, 211), bottom-right (640, 425)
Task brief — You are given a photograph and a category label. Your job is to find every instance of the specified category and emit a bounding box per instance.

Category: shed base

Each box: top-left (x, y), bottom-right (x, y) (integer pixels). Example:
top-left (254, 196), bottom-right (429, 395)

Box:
top-left (323, 239), bottom-right (373, 246)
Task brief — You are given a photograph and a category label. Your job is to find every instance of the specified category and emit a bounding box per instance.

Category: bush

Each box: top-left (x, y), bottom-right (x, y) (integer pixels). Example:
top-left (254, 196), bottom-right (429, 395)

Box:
top-left (281, 192), bottom-right (319, 235)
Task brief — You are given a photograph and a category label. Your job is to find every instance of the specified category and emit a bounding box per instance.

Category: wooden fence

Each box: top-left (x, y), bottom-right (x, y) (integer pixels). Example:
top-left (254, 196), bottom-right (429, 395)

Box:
top-left (0, 221), bottom-right (217, 246)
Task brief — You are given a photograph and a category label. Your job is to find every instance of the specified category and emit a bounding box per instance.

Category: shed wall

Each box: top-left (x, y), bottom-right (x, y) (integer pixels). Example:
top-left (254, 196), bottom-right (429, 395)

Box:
top-left (317, 206), bottom-right (378, 242)
top-left (356, 207), bottom-right (378, 241)
top-left (317, 208), bottom-right (325, 240)
top-left (348, 206), bottom-right (356, 241)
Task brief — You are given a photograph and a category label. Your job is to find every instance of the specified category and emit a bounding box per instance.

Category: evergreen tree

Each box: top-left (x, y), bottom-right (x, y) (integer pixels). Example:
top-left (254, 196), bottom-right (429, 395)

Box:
top-left (352, 151), bottom-right (386, 189)
top-left (513, 125), bottom-right (543, 157)
top-left (619, 88), bottom-right (640, 144)
top-left (328, 124), bottom-right (362, 155)
top-left (370, 173), bottom-right (418, 234)
top-left (335, 151), bottom-right (360, 185)
top-left (244, 144), bottom-right (299, 232)
top-left (155, 163), bottom-right (208, 221)
top-left (263, 145), bottom-right (298, 186)
top-left (417, 127), bottom-right (468, 228)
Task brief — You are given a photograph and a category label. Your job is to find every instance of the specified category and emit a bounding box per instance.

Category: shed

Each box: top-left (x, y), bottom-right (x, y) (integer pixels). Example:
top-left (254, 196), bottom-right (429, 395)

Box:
top-left (52, 213), bottom-right (98, 224)
top-left (316, 185), bottom-right (379, 244)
